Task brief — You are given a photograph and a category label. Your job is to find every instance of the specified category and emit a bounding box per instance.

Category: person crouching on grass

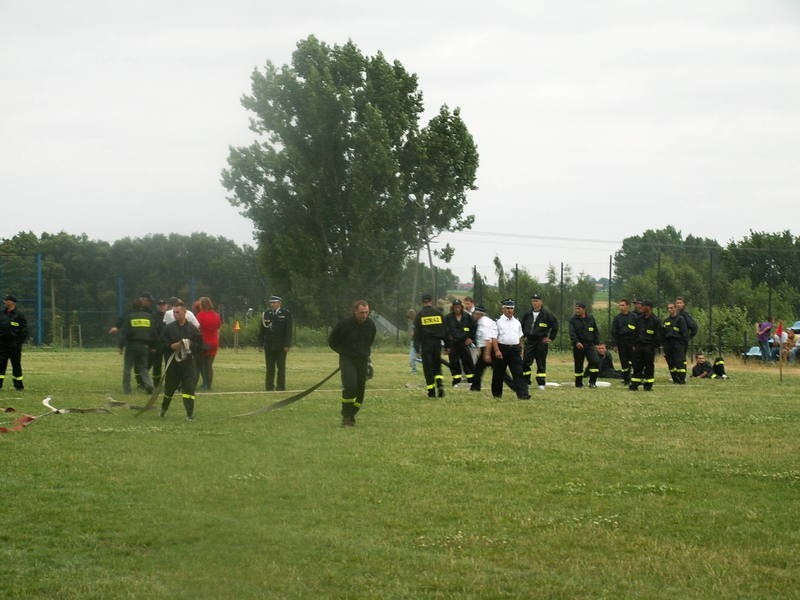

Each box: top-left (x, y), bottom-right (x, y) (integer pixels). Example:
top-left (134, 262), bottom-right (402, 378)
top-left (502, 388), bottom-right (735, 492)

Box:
top-left (160, 300), bottom-right (204, 421)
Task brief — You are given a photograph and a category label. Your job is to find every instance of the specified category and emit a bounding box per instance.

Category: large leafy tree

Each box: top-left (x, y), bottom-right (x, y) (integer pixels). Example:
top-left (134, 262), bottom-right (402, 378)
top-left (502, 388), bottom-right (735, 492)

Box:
top-left (222, 36), bottom-right (478, 322)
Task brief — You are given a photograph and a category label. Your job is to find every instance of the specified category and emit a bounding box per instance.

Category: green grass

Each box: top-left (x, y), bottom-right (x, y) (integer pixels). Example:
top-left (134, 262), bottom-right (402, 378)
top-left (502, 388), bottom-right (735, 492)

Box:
top-left (2, 348), bottom-right (799, 599)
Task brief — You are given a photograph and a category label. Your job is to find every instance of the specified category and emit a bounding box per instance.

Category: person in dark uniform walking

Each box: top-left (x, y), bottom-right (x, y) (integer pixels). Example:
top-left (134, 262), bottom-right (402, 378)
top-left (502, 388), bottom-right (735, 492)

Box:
top-left (443, 299), bottom-right (475, 387)
top-left (611, 299), bottom-right (637, 385)
top-left (259, 295), bottom-right (293, 391)
top-left (568, 302), bottom-right (601, 388)
top-left (519, 293), bottom-right (558, 391)
top-left (629, 300), bottom-right (661, 391)
top-left (328, 300), bottom-right (376, 427)
top-left (414, 294), bottom-right (447, 398)
top-left (160, 300), bottom-right (204, 421)
top-left (118, 298), bottom-right (155, 394)
top-left (0, 294), bottom-right (27, 390)
top-left (492, 299), bottom-right (530, 399)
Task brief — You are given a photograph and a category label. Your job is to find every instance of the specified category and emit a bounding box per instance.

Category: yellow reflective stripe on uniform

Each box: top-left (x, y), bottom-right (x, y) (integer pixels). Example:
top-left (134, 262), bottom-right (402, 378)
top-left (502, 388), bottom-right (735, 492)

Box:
top-left (434, 375), bottom-right (444, 381)
top-left (181, 393), bottom-right (195, 400)
top-left (130, 318), bottom-right (151, 327)
top-left (627, 324), bottom-right (636, 330)
top-left (426, 383), bottom-right (436, 390)
top-left (341, 397), bottom-right (357, 404)
top-left (462, 327), bottom-right (470, 331)
top-left (421, 315), bottom-right (442, 325)
top-left (10, 321), bottom-right (20, 327)
top-left (538, 323), bottom-right (548, 328)
top-left (646, 329), bottom-right (654, 334)
top-left (536, 372), bottom-right (546, 377)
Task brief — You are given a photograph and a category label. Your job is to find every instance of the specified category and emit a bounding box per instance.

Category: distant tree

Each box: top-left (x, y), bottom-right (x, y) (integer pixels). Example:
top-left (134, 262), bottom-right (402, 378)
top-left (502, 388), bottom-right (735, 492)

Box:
top-left (723, 230), bottom-right (800, 290)
top-left (222, 36), bottom-right (478, 322)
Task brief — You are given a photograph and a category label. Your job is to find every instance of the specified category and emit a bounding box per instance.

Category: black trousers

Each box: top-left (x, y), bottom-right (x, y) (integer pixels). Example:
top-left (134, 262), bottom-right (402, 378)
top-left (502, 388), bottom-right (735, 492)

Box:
top-left (420, 341), bottom-right (444, 396)
top-left (162, 355), bottom-right (198, 416)
top-left (470, 348), bottom-right (490, 391)
top-left (492, 344), bottom-right (528, 398)
top-left (522, 338), bottom-right (550, 386)
top-left (630, 345), bottom-right (656, 389)
top-left (663, 339), bottom-right (687, 384)
top-left (573, 344), bottom-right (600, 387)
top-left (447, 341), bottom-right (474, 384)
top-left (264, 349), bottom-right (287, 390)
top-left (0, 341), bottom-right (23, 389)
top-left (617, 340), bottom-right (635, 382)
top-left (339, 355), bottom-right (368, 418)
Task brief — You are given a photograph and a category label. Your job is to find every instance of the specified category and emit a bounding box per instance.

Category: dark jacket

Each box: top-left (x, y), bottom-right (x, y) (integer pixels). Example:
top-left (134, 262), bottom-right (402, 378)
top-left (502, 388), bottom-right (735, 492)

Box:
top-left (520, 307), bottom-right (558, 342)
top-left (328, 316), bottom-right (376, 359)
top-left (443, 312), bottom-right (474, 346)
top-left (414, 305), bottom-right (446, 350)
top-left (259, 308), bottom-right (293, 351)
top-left (568, 314), bottom-right (600, 346)
top-left (633, 313), bottom-right (661, 347)
top-left (0, 307), bottom-right (27, 343)
top-left (162, 319), bottom-right (204, 357)
top-left (611, 311), bottom-right (638, 346)
top-left (662, 313), bottom-right (688, 342)
top-left (118, 310), bottom-right (154, 348)
top-left (679, 310), bottom-right (698, 339)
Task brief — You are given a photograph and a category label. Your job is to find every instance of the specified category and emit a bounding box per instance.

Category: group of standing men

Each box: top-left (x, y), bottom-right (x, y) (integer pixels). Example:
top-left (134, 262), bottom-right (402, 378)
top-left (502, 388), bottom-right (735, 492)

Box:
top-left (412, 293), bottom-right (559, 400)
top-left (610, 296), bottom-right (698, 390)
top-left (410, 292), bottom-right (704, 397)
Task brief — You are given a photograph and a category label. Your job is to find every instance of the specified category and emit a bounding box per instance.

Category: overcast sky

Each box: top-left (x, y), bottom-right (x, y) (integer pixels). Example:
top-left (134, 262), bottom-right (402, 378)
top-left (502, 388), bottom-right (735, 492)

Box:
top-left (2, 1), bottom-right (798, 282)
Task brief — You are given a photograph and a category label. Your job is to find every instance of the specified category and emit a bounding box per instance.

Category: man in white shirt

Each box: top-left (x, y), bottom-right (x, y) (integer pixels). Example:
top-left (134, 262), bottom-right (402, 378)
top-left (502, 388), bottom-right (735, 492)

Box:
top-left (469, 305), bottom-right (497, 392)
top-left (492, 299), bottom-right (530, 400)
top-left (162, 297), bottom-right (200, 328)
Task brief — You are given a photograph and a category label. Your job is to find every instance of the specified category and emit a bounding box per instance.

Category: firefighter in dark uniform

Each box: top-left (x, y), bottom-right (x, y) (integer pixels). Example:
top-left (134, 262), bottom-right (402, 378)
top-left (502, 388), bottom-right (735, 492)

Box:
top-left (629, 300), bottom-right (661, 391)
top-left (160, 300), bottom-right (204, 421)
top-left (519, 293), bottom-right (559, 390)
top-left (443, 299), bottom-right (475, 387)
top-left (662, 302), bottom-right (689, 384)
top-left (611, 298), bottom-right (638, 385)
top-left (118, 298), bottom-right (155, 394)
top-left (568, 302), bottom-right (601, 388)
top-left (0, 294), bottom-right (28, 390)
top-left (259, 295), bottom-right (293, 391)
top-left (328, 300), bottom-right (376, 427)
top-left (414, 293), bottom-right (447, 398)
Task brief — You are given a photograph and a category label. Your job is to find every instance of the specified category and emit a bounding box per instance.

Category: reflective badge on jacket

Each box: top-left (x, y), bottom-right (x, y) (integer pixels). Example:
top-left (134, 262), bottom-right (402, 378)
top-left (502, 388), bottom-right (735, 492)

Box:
top-left (130, 318), bottom-right (150, 328)
top-left (421, 315), bottom-right (443, 326)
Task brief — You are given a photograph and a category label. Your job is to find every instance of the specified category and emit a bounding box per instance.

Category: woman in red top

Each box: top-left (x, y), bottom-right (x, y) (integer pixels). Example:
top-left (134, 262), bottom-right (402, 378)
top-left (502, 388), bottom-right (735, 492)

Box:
top-left (196, 296), bottom-right (221, 390)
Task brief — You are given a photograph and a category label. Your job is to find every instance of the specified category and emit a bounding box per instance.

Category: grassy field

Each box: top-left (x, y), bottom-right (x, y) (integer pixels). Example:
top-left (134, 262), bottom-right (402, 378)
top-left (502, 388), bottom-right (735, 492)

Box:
top-left (2, 347), bottom-right (799, 599)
